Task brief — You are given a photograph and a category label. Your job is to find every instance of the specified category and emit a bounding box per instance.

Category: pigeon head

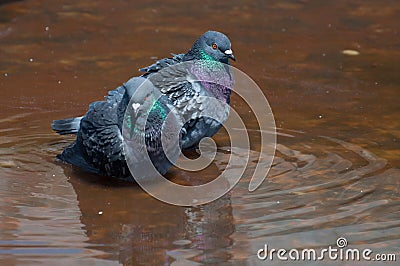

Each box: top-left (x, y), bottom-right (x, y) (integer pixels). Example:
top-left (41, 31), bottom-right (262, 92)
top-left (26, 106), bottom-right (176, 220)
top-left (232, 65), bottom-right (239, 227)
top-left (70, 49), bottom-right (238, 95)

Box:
top-left (184, 31), bottom-right (235, 64)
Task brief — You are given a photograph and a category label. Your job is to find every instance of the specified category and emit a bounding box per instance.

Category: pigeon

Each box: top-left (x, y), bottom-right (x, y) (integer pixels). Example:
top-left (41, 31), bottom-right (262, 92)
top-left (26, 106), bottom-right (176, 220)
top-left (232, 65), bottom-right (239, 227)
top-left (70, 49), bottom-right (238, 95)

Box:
top-left (52, 30), bottom-right (235, 179)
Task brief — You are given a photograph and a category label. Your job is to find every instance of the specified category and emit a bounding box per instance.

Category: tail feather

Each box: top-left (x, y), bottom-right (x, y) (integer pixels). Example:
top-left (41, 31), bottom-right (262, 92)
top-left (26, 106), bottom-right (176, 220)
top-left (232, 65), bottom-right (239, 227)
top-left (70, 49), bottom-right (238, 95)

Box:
top-left (52, 117), bottom-right (82, 135)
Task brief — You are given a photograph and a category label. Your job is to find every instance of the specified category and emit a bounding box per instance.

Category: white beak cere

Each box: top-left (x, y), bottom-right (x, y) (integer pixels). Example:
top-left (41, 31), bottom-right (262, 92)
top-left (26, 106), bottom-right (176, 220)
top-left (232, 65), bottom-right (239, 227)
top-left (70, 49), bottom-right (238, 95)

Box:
top-left (224, 49), bottom-right (233, 55)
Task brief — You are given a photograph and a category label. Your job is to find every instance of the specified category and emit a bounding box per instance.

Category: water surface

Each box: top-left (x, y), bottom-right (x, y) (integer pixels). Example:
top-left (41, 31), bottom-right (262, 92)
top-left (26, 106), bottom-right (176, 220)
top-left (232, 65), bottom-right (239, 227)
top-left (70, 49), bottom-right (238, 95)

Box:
top-left (0, 0), bottom-right (399, 265)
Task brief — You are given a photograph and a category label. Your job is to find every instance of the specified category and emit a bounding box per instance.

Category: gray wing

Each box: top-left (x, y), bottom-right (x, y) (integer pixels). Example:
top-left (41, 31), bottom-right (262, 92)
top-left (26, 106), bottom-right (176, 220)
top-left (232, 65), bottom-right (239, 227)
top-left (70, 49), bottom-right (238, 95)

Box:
top-left (77, 98), bottom-right (130, 178)
top-left (147, 62), bottom-right (199, 109)
top-left (123, 92), bottom-right (181, 175)
top-left (146, 62), bottom-right (230, 150)
top-left (77, 77), bottom-right (148, 177)
top-left (139, 53), bottom-right (184, 75)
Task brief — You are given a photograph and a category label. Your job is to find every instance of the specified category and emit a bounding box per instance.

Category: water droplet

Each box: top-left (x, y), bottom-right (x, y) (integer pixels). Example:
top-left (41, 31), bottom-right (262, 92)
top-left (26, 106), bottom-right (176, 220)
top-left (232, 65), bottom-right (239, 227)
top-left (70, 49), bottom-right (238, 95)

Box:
top-left (29, 58), bottom-right (34, 62)
top-left (98, 211), bottom-right (103, 215)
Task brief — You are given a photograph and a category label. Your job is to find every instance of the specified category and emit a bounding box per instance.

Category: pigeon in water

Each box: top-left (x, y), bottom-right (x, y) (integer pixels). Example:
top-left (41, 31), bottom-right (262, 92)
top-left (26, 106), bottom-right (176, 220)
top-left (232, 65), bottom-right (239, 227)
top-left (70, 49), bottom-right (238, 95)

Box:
top-left (52, 30), bottom-right (235, 179)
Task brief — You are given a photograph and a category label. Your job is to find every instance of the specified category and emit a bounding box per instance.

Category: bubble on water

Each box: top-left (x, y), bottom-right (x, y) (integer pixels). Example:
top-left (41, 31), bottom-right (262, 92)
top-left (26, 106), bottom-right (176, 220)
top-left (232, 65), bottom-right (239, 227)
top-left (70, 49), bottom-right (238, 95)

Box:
top-left (342, 49), bottom-right (360, 56)
top-left (173, 239), bottom-right (192, 246)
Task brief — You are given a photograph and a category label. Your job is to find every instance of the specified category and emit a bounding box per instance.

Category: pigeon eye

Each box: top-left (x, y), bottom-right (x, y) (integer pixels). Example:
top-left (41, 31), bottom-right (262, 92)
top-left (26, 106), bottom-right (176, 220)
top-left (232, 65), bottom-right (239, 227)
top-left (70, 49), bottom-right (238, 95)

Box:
top-left (212, 43), bottom-right (218, 50)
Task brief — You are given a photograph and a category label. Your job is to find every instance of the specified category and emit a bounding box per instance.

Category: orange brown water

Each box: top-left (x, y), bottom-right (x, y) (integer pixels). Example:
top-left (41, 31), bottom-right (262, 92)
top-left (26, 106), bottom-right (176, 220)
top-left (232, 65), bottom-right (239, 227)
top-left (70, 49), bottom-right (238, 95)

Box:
top-left (0, 0), bottom-right (399, 265)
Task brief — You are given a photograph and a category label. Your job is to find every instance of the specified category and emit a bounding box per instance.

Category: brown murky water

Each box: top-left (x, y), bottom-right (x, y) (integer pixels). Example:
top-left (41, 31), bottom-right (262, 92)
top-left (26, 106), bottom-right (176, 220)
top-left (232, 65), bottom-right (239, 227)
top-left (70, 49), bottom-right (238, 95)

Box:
top-left (1, 0), bottom-right (399, 265)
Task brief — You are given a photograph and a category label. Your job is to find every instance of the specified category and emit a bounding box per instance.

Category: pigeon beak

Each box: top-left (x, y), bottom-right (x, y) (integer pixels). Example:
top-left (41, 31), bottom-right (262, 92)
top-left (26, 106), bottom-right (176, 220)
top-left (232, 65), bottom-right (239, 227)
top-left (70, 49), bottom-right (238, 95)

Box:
top-left (224, 49), bottom-right (236, 61)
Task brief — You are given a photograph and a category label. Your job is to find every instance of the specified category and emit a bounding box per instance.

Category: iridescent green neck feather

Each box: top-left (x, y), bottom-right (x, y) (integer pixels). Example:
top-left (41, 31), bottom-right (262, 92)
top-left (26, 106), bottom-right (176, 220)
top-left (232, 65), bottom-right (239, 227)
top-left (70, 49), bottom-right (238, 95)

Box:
top-left (199, 50), bottom-right (214, 61)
